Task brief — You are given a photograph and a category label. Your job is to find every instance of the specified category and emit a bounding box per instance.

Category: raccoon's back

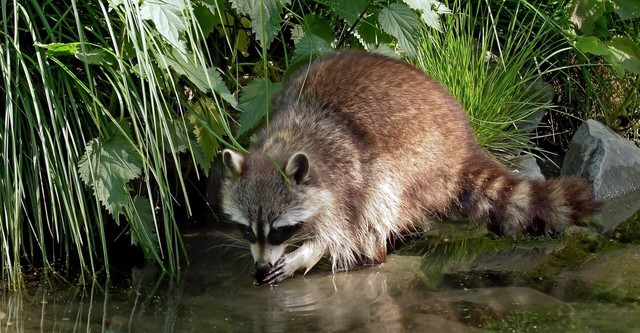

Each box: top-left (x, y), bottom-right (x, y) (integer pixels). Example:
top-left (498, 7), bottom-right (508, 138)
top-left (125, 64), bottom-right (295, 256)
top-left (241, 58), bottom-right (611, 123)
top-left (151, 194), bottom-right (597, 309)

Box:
top-left (269, 52), bottom-right (477, 156)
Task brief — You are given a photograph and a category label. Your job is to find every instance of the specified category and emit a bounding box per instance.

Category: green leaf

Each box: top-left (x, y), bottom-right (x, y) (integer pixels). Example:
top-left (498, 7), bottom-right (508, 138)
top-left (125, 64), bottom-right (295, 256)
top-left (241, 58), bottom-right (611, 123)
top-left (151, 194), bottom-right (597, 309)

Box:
top-left (76, 48), bottom-right (116, 65)
top-left (569, 0), bottom-right (605, 34)
top-left (78, 122), bottom-right (142, 217)
top-left (403, 0), bottom-right (450, 32)
top-left (237, 78), bottom-right (283, 136)
top-left (290, 33), bottom-right (334, 68)
top-left (230, 0), bottom-right (292, 49)
top-left (165, 118), bottom-right (210, 171)
top-left (35, 42), bottom-right (80, 56)
top-left (161, 50), bottom-right (237, 107)
top-left (125, 196), bottom-right (159, 259)
top-left (605, 36), bottom-right (640, 76)
top-left (194, 4), bottom-right (217, 38)
top-left (140, 0), bottom-right (187, 52)
top-left (356, 12), bottom-right (393, 47)
top-left (612, 0), bottom-right (640, 20)
top-left (302, 14), bottom-right (335, 43)
top-left (378, 3), bottom-right (420, 57)
top-left (328, 0), bottom-right (368, 26)
top-left (575, 36), bottom-right (611, 55)
top-left (189, 98), bottom-right (225, 173)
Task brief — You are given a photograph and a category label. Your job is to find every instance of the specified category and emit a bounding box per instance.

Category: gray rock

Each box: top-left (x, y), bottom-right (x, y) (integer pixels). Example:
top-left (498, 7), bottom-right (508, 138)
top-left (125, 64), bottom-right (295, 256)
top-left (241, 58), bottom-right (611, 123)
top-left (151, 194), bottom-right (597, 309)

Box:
top-left (511, 155), bottom-right (545, 180)
top-left (562, 119), bottom-right (640, 198)
top-left (561, 119), bottom-right (640, 231)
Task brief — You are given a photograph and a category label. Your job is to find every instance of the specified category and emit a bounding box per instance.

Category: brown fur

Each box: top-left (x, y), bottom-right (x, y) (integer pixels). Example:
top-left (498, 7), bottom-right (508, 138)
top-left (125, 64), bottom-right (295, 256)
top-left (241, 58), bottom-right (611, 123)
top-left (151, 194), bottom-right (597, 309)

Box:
top-left (220, 51), bottom-right (602, 284)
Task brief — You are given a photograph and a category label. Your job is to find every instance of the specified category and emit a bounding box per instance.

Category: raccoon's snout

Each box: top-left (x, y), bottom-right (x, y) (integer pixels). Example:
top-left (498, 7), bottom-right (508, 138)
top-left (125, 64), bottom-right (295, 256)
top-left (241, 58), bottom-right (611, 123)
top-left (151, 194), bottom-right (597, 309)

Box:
top-left (251, 262), bottom-right (274, 285)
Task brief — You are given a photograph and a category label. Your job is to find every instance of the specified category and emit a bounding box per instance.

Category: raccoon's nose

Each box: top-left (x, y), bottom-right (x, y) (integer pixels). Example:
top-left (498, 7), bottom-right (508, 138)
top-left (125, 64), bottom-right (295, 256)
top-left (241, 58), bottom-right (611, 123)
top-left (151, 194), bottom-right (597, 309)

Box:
top-left (251, 262), bottom-right (274, 285)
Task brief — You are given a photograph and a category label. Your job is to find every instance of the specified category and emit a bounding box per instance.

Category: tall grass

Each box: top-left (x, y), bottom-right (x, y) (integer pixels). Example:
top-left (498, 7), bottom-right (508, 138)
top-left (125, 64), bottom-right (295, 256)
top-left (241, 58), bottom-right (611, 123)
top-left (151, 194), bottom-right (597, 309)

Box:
top-left (1, 0), bottom-right (236, 290)
top-left (415, 0), bottom-right (570, 161)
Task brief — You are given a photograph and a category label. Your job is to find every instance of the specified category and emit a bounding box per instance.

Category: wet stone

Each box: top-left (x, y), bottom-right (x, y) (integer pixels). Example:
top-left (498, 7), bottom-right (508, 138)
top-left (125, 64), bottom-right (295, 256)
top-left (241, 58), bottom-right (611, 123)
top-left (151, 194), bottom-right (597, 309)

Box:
top-left (562, 119), bottom-right (640, 231)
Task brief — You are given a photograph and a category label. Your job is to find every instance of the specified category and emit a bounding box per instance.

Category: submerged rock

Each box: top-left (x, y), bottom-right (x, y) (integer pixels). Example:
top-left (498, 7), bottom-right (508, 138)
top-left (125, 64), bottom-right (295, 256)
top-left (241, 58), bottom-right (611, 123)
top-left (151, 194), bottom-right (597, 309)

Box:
top-left (561, 119), bottom-right (640, 231)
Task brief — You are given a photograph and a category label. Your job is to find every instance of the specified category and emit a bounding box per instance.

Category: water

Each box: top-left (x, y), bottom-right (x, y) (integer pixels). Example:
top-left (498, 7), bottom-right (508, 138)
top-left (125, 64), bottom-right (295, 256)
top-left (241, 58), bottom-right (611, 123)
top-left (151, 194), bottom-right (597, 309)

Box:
top-left (3, 217), bottom-right (640, 332)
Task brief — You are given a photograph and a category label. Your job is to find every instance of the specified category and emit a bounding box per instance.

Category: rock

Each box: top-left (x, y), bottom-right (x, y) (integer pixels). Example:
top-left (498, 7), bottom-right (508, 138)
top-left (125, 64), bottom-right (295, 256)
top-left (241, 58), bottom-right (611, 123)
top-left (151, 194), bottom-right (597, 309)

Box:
top-left (561, 119), bottom-right (640, 231)
top-left (511, 155), bottom-right (545, 180)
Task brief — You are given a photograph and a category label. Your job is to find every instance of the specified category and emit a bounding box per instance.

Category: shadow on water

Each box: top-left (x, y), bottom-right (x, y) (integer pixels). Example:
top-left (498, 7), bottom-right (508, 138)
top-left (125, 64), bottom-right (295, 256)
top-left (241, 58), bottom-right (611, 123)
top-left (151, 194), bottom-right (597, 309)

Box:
top-left (3, 202), bottom-right (640, 332)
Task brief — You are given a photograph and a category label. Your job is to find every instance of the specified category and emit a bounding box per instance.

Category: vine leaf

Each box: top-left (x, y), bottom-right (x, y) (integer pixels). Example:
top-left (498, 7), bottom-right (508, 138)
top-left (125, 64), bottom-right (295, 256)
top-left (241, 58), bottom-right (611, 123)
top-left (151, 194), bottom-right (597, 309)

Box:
top-left (237, 78), bottom-right (283, 136)
top-left (378, 3), bottom-right (420, 57)
top-left (78, 122), bottom-right (142, 217)
top-left (230, 0), bottom-right (292, 49)
top-left (140, 0), bottom-right (187, 53)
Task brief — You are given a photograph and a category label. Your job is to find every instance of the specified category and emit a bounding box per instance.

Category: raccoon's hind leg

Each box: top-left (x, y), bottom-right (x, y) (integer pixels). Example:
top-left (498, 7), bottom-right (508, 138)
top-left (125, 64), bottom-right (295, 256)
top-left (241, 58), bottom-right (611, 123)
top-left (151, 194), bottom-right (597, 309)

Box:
top-left (260, 241), bottom-right (326, 286)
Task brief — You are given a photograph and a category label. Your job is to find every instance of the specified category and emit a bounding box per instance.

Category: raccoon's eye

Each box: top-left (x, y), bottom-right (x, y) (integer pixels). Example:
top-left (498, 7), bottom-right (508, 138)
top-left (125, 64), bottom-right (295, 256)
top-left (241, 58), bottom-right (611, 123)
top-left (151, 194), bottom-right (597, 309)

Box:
top-left (268, 225), bottom-right (301, 245)
top-left (237, 224), bottom-right (256, 243)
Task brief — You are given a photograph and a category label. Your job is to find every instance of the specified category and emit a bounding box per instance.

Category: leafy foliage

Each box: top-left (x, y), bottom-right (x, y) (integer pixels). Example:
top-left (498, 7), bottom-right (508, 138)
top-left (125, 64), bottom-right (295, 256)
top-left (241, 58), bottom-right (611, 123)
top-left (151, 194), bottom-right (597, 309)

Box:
top-left (3, 0), bottom-right (638, 290)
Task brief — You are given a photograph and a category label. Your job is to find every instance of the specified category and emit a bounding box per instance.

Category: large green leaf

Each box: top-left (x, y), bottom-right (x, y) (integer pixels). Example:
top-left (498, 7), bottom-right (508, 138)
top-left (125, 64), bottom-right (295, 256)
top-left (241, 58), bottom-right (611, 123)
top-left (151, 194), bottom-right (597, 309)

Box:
top-left (230, 0), bottom-right (292, 49)
top-left (575, 36), bottom-right (611, 55)
top-left (139, 0), bottom-right (187, 52)
top-left (378, 3), bottom-right (420, 57)
top-left (237, 78), bottom-right (283, 136)
top-left (78, 123), bottom-right (142, 217)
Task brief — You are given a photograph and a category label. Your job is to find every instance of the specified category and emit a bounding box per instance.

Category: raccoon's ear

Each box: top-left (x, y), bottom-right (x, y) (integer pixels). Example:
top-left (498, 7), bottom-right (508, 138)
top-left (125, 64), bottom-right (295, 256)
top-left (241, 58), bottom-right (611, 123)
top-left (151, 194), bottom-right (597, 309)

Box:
top-left (222, 149), bottom-right (244, 178)
top-left (285, 152), bottom-right (310, 185)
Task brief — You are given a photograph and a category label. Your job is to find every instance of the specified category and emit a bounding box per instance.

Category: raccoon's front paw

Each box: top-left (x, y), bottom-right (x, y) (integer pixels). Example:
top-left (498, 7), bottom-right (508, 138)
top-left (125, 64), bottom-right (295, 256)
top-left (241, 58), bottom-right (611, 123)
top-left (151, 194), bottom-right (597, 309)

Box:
top-left (261, 255), bottom-right (297, 286)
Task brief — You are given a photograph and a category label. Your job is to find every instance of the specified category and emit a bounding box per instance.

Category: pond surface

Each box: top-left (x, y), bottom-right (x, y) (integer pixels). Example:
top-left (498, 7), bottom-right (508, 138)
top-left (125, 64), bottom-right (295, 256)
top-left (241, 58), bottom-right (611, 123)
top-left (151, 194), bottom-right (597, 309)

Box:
top-left (2, 210), bottom-right (640, 332)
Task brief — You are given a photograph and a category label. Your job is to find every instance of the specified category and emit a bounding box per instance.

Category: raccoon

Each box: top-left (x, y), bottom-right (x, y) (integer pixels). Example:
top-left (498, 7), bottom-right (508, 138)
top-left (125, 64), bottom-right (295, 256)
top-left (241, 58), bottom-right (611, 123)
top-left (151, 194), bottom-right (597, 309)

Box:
top-left (220, 51), bottom-right (602, 286)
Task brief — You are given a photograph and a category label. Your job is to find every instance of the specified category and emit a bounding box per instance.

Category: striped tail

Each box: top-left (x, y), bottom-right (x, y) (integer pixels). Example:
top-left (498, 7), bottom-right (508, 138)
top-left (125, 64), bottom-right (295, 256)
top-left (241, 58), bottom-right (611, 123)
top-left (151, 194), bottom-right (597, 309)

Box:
top-left (458, 154), bottom-right (603, 236)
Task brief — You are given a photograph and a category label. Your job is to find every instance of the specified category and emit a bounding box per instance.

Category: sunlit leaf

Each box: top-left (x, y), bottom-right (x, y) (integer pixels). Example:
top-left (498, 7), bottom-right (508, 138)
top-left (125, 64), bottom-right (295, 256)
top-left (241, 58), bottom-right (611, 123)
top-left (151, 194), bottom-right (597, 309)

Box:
top-left (35, 42), bottom-right (80, 56)
top-left (140, 0), bottom-right (187, 52)
top-left (403, 0), bottom-right (450, 32)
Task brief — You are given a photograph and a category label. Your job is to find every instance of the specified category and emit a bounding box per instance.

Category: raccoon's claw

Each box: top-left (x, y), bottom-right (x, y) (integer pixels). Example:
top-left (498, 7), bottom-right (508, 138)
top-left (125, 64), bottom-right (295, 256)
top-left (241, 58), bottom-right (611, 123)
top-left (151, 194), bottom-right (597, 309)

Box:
top-left (261, 258), bottom-right (294, 286)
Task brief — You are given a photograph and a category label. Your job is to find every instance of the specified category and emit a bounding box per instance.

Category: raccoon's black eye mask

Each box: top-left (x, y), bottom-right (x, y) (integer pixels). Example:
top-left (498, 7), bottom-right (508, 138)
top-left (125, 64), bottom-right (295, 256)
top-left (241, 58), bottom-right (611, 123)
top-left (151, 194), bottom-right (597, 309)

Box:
top-left (236, 224), bottom-right (256, 243)
top-left (268, 224), bottom-right (301, 245)
top-left (235, 223), bottom-right (302, 244)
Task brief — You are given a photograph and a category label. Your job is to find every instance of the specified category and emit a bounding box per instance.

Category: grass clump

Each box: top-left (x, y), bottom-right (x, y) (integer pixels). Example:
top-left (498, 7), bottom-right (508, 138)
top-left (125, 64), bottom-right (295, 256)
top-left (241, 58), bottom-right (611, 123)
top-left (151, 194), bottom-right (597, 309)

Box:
top-left (414, 0), bottom-right (564, 162)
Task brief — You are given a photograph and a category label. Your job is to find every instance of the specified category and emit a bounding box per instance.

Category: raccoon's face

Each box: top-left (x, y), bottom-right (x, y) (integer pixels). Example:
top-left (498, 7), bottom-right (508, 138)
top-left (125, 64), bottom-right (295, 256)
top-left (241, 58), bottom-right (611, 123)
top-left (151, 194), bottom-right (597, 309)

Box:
top-left (220, 149), bottom-right (323, 276)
